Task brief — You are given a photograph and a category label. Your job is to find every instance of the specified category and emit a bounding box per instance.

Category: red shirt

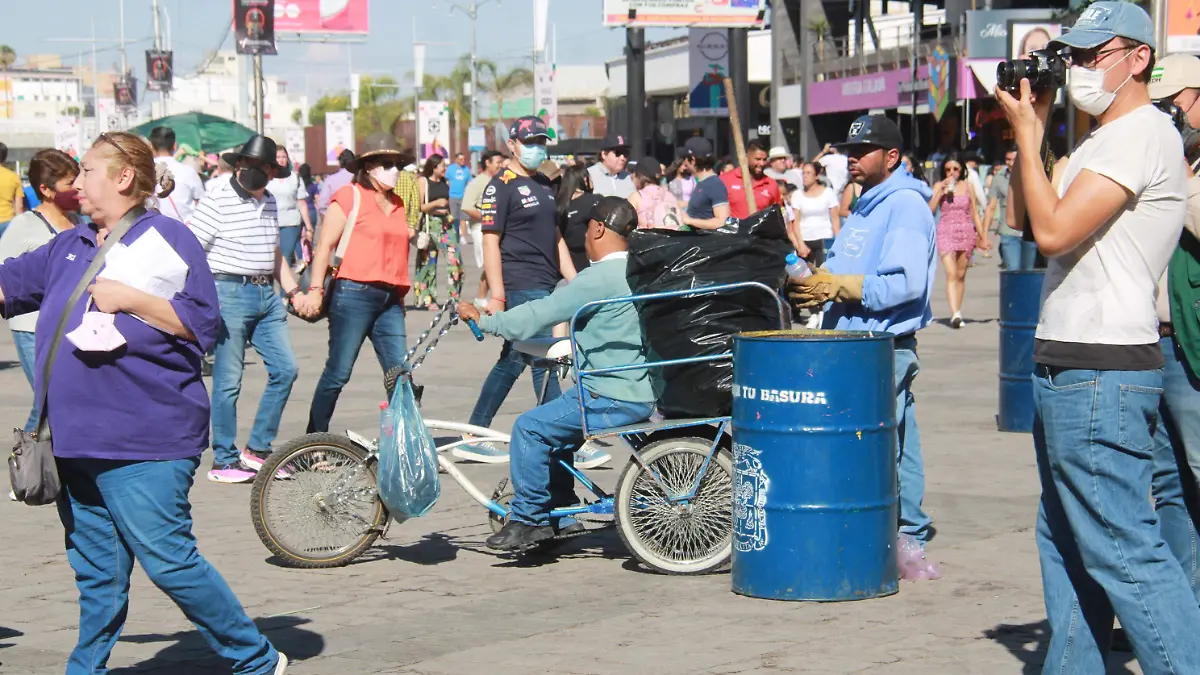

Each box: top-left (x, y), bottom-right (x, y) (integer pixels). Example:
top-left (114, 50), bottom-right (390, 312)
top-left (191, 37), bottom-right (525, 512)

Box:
top-left (721, 168), bottom-right (784, 219)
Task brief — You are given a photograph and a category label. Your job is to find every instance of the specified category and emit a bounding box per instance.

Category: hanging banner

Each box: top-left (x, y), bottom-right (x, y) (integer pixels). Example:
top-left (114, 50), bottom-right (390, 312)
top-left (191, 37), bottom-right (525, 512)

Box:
top-left (235, 0), bottom-right (277, 55)
top-left (418, 101), bottom-right (451, 161)
top-left (688, 28), bottom-right (729, 117)
top-left (928, 46), bottom-right (955, 122)
top-left (146, 50), bottom-right (173, 92)
top-left (413, 44), bottom-right (426, 91)
top-left (285, 127), bottom-right (306, 165)
top-left (324, 111), bottom-right (354, 168)
top-left (55, 117), bottom-right (84, 160)
top-left (534, 64), bottom-right (559, 144)
top-left (274, 0), bottom-right (370, 34)
top-left (533, 0), bottom-right (550, 55)
top-left (114, 76), bottom-right (138, 111)
top-left (468, 126), bottom-right (487, 152)
top-left (97, 98), bottom-right (120, 132)
top-left (604, 0), bottom-right (767, 27)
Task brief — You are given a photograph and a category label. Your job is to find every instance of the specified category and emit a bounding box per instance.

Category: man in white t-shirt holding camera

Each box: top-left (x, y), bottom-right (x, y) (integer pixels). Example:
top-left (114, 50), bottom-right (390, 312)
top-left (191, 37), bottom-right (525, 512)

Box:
top-left (1000, 2), bottom-right (1200, 671)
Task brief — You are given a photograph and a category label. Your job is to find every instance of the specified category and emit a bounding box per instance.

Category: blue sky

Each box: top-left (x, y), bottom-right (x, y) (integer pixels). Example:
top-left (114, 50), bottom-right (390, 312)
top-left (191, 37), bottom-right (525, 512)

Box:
top-left (7, 0), bottom-right (681, 97)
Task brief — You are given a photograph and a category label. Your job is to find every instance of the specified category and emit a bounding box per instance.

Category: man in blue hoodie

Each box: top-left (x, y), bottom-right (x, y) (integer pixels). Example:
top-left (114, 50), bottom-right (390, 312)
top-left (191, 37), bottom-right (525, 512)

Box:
top-left (790, 114), bottom-right (938, 546)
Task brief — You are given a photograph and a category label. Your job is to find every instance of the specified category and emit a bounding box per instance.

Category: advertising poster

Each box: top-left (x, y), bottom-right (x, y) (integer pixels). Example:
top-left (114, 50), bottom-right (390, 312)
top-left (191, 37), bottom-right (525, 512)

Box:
top-left (468, 126), bottom-right (486, 151)
top-left (418, 101), bottom-right (450, 161)
top-left (604, 0), bottom-right (767, 27)
top-left (146, 50), bottom-right (173, 92)
top-left (235, 0), bottom-right (277, 55)
top-left (55, 116), bottom-right (84, 160)
top-left (274, 0), bottom-right (370, 34)
top-left (114, 76), bottom-right (138, 111)
top-left (927, 46), bottom-right (955, 122)
top-left (285, 127), bottom-right (306, 167)
top-left (688, 28), bottom-right (729, 117)
top-left (1007, 21), bottom-right (1061, 59)
top-left (324, 111), bottom-right (354, 167)
top-left (1169, 0), bottom-right (1200, 53)
top-left (533, 64), bottom-right (558, 144)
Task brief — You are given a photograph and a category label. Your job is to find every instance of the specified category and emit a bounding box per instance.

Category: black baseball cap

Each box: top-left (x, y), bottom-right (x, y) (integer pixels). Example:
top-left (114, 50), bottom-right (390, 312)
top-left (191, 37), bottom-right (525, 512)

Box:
top-left (679, 136), bottom-right (714, 159)
top-left (836, 115), bottom-right (904, 152)
top-left (509, 116), bottom-right (551, 142)
top-left (628, 157), bottom-right (660, 182)
top-left (589, 196), bottom-right (638, 237)
top-left (600, 132), bottom-right (631, 151)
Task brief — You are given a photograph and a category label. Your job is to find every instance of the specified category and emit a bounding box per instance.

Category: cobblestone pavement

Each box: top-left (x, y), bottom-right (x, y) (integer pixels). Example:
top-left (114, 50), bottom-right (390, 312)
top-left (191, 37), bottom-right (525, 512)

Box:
top-left (0, 259), bottom-right (1142, 674)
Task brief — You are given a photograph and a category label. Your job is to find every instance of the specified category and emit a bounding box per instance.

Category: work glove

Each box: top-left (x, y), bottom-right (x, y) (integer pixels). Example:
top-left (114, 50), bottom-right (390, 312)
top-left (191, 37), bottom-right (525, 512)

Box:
top-left (788, 270), bottom-right (864, 309)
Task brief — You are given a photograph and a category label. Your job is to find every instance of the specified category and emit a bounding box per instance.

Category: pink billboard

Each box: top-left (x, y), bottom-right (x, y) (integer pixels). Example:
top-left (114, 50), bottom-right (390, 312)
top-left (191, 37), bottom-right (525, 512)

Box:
top-left (274, 0), bottom-right (369, 34)
top-left (809, 66), bottom-right (930, 116)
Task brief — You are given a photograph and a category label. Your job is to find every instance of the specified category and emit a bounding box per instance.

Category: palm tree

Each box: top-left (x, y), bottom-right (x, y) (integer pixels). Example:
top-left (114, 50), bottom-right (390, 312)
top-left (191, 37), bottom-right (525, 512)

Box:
top-left (0, 45), bottom-right (16, 70)
top-left (477, 61), bottom-right (533, 122)
top-left (807, 18), bottom-right (830, 62)
top-left (426, 56), bottom-right (474, 153)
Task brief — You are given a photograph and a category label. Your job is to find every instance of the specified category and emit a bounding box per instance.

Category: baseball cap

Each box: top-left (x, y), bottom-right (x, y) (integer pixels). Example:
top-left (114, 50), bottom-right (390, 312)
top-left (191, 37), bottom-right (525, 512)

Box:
top-left (628, 157), bottom-right (660, 182)
top-left (508, 116), bottom-right (551, 142)
top-left (836, 115), bottom-right (905, 151)
top-left (600, 132), bottom-right (631, 151)
top-left (767, 145), bottom-right (790, 161)
top-left (1050, 1), bottom-right (1156, 52)
top-left (1149, 53), bottom-right (1200, 100)
top-left (680, 136), bottom-right (714, 159)
top-left (589, 196), bottom-right (638, 237)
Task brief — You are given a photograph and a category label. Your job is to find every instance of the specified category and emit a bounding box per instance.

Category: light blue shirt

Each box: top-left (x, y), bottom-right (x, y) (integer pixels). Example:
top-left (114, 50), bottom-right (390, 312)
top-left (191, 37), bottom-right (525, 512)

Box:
top-left (821, 167), bottom-right (936, 336)
top-left (447, 163), bottom-right (472, 199)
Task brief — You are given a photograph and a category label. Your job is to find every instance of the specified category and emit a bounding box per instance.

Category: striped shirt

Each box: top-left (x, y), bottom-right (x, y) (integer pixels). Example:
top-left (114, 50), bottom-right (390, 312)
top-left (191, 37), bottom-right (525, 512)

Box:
top-left (190, 176), bottom-right (280, 275)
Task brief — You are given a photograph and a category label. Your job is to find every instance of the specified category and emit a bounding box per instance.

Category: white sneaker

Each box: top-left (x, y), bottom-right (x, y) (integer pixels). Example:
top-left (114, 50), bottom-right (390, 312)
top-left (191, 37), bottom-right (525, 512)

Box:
top-left (274, 653), bottom-right (289, 674)
top-left (950, 312), bottom-right (963, 329)
top-left (574, 443), bottom-right (612, 469)
top-left (452, 438), bottom-right (511, 464)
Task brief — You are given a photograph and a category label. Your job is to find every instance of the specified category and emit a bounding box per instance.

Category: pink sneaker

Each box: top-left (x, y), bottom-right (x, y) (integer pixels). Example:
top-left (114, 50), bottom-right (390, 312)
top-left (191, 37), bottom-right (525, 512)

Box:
top-left (239, 447), bottom-right (292, 479)
top-left (207, 462), bottom-right (256, 484)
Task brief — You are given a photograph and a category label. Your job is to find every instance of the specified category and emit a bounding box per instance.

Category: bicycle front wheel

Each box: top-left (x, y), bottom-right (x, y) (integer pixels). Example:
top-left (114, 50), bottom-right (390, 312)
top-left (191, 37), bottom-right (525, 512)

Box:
top-left (250, 434), bottom-right (388, 568)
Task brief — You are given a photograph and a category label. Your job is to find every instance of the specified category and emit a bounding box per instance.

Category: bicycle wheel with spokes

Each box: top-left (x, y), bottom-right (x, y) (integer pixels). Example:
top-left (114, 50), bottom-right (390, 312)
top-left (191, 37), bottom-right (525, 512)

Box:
top-left (615, 437), bottom-right (734, 575)
top-left (250, 434), bottom-right (388, 568)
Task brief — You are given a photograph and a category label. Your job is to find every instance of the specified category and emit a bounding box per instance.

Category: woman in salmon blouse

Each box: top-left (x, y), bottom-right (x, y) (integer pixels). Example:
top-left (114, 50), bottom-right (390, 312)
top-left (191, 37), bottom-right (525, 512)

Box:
top-left (297, 135), bottom-right (411, 432)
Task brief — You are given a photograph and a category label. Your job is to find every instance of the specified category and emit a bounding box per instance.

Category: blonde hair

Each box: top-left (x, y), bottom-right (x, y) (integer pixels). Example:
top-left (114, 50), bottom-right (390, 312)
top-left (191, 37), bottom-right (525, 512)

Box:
top-left (92, 131), bottom-right (175, 202)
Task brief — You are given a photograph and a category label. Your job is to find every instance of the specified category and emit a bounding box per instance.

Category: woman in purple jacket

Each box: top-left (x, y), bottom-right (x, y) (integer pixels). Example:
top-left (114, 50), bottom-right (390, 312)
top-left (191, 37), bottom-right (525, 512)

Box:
top-left (0, 132), bottom-right (287, 675)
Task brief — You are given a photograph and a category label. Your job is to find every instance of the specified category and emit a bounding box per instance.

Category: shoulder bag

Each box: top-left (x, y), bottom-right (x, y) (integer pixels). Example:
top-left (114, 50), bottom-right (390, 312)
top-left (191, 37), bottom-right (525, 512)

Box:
top-left (9, 206), bottom-right (145, 506)
top-left (289, 185), bottom-right (360, 323)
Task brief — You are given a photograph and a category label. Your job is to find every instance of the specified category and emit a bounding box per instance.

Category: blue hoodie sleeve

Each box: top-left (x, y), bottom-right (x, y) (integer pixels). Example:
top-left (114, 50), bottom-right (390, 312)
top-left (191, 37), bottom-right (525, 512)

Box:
top-left (860, 190), bottom-right (935, 312)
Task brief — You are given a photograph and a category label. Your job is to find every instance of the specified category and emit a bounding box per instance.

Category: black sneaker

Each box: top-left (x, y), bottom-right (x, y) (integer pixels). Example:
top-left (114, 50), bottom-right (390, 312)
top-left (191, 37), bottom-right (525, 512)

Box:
top-left (486, 521), bottom-right (555, 551)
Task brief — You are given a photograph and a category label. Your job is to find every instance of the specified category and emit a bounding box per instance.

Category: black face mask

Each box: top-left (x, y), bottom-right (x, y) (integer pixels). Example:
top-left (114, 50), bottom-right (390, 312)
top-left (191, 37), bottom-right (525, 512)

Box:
top-left (238, 166), bottom-right (270, 191)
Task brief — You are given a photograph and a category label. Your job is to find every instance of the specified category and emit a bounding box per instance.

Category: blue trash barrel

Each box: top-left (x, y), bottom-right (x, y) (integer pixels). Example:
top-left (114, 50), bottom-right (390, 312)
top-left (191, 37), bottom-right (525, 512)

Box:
top-left (998, 270), bottom-right (1046, 433)
top-left (731, 330), bottom-right (899, 601)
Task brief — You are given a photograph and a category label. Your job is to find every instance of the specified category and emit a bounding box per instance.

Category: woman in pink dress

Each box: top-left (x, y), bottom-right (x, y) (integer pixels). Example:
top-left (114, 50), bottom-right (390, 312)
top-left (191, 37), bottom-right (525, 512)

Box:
top-left (930, 158), bottom-right (988, 328)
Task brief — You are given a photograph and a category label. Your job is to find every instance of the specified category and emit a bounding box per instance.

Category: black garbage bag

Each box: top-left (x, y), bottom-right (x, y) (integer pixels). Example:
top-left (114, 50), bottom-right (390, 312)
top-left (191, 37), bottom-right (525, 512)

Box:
top-left (627, 207), bottom-right (792, 418)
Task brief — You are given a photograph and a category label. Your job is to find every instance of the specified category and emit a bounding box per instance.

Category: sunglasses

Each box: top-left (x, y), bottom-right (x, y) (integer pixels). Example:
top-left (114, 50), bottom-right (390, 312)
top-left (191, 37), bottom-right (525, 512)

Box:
top-left (97, 133), bottom-right (132, 160)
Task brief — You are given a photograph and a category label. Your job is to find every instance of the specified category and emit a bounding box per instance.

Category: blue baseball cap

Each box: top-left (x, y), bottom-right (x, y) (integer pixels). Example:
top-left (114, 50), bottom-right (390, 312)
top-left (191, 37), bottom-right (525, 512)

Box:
top-left (1050, 1), bottom-right (1156, 52)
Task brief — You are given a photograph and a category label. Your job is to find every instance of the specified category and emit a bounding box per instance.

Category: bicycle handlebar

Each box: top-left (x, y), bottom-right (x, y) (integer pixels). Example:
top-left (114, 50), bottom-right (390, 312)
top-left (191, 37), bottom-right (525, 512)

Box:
top-left (466, 319), bottom-right (485, 341)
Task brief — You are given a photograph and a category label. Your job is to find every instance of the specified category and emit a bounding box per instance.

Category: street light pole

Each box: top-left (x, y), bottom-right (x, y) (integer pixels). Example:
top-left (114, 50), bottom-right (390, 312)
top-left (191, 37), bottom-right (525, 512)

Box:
top-left (446, 0), bottom-right (500, 132)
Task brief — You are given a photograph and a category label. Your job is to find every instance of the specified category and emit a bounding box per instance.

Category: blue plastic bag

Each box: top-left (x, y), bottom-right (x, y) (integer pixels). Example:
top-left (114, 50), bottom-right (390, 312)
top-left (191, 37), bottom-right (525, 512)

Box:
top-left (377, 378), bottom-right (441, 520)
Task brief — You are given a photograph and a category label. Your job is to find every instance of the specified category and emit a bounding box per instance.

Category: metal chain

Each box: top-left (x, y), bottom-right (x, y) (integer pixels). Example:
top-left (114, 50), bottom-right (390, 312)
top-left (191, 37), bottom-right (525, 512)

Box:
top-left (402, 302), bottom-right (463, 374)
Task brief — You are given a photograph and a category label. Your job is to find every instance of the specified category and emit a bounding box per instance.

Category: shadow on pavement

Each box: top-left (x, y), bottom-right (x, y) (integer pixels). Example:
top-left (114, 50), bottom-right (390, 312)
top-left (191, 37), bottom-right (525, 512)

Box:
top-left (983, 621), bottom-right (1138, 675)
top-left (0, 360), bottom-right (20, 372)
top-left (490, 526), bottom-right (631, 570)
top-left (111, 616), bottom-right (323, 674)
top-left (0, 626), bottom-right (23, 649)
top-left (360, 531), bottom-right (460, 566)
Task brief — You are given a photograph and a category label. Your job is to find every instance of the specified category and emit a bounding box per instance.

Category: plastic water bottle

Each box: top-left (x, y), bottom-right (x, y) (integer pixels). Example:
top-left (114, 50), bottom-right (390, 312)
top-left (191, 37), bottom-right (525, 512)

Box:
top-left (380, 401), bottom-right (394, 440)
top-left (785, 252), bottom-right (812, 281)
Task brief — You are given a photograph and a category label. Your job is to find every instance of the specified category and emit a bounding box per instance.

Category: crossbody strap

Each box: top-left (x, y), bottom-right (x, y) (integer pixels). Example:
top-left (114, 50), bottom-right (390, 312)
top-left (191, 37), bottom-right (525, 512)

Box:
top-left (34, 206), bottom-right (146, 440)
top-left (332, 184), bottom-right (361, 268)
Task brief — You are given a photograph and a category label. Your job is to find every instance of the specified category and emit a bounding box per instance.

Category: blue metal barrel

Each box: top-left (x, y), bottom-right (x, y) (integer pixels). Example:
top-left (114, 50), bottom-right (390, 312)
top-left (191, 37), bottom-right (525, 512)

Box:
top-left (998, 270), bottom-right (1046, 433)
top-left (731, 330), bottom-right (898, 601)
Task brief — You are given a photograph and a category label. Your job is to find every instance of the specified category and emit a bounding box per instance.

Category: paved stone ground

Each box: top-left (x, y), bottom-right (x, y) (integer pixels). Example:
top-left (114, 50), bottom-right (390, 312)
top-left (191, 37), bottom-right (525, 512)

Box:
top-left (0, 255), bottom-right (1145, 674)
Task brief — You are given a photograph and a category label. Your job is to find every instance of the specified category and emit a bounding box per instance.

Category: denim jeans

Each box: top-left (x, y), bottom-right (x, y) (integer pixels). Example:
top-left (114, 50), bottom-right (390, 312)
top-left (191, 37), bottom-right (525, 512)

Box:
top-left (1152, 337), bottom-right (1200, 604)
top-left (469, 288), bottom-right (562, 428)
top-left (895, 336), bottom-right (932, 543)
top-left (307, 278), bottom-right (408, 433)
top-left (999, 234), bottom-right (1039, 271)
top-left (509, 387), bottom-right (653, 525)
top-left (1033, 365), bottom-right (1200, 673)
top-left (56, 456), bottom-right (279, 675)
top-left (212, 280), bottom-right (299, 465)
top-left (11, 329), bottom-right (39, 433)
top-left (279, 225), bottom-right (303, 268)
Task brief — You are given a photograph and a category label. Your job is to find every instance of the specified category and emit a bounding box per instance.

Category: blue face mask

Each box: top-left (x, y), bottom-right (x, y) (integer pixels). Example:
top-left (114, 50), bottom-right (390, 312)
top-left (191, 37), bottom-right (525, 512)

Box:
top-left (517, 142), bottom-right (548, 170)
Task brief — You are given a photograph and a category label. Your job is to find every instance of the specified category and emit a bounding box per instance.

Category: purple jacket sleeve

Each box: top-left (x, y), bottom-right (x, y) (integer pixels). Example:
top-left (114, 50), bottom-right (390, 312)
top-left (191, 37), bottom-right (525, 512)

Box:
top-left (0, 237), bottom-right (56, 318)
top-left (160, 221), bottom-right (221, 353)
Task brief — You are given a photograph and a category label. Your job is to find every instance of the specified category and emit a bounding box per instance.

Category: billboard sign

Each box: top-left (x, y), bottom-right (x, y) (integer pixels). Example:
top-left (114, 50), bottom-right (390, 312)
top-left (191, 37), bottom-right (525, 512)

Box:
top-left (1169, 0), bottom-right (1200, 53)
top-left (964, 9), bottom-right (1056, 58)
top-left (324, 111), bottom-right (354, 168)
top-left (688, 28), bottom-right (730, 117)
top-left (235, 0), bottom-right (277, 55)
top-left (275, 0), bottom-right (369, 34)
top-left (418, 101), bottom-right (450, 161)
top-left (603, 0), bottom-right (767, 28)
top-left (55, 116), bottom-right (84, 160)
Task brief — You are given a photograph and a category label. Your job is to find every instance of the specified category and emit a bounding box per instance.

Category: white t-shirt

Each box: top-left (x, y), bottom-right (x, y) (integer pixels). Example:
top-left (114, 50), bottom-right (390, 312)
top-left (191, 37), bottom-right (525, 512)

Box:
top-left (266, 172), bottom-right (309, 227)
top-left (1038, 104), bottom-right (1186, 347)
top-left (791, 186), bottom-right (840, 241)
top-left (153, 156), bottom-right (205, 225)
top-left (819, 154), bottom-right (850, 195)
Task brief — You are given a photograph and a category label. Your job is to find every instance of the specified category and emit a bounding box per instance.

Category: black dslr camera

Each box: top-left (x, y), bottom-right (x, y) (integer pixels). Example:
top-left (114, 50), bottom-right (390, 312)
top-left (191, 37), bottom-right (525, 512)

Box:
top-left (996, 49), bottom-right (1067, 94)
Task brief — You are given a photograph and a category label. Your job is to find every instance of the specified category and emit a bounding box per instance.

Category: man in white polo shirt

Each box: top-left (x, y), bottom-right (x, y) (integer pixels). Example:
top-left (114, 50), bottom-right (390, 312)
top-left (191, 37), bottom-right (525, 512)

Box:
top-left (1000, 3), bottom-right (1200, 671)
top-left (191, 135), bottom-right (304, 485)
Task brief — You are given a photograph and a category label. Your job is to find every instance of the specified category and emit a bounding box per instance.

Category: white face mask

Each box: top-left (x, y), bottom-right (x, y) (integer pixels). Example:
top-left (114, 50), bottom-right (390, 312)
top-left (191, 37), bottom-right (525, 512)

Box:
top-left (66, 311), bottom-right (126, 353)
top-left (1068, 48), bottom-right (1135, 116)
top-left (369, 166), bottom-right (400, 189)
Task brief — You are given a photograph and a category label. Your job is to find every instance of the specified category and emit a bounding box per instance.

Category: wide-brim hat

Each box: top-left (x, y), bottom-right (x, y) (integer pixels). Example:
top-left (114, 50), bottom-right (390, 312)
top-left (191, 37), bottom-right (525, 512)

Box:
top-left (221, 134), bottom-right (280, 168)
top-left (354, 132), bottom-right (404, 168)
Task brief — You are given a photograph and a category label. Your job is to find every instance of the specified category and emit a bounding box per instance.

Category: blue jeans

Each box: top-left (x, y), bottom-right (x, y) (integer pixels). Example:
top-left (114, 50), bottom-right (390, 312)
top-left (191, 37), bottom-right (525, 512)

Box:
top-left (212, 281), bottom-right (298, 465)
top-left (1033, 365), bottom-right (1200, 673)
top-left (999, 234), bottom-right (1038, 271)
top-left (56, 456), bottom-right (279, 675)
top-left (469, 288), bottom-right (562, 428)
top-left (307, 278), bottom-right (408, 433)
top-left (12, 329), bottom-right (39, 433)
top-left (279, 225), bottom-right (303, 268)
top-left (509, 387), bottom-right (653, 525)
top-left (895, 336), bottom-right (932, 543)
top-left (1152, 337), bottom-right (1200, 604)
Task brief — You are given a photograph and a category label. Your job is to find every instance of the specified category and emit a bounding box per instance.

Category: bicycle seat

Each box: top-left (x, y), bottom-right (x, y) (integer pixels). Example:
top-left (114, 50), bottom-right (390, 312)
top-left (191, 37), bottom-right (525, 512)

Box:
top-left (513, 337), bottom-right (573, 361)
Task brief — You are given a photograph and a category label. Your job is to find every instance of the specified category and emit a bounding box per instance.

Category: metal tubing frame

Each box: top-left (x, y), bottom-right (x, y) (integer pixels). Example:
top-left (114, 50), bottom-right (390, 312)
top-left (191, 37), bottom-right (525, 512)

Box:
top-left (567, 281), bottom-right (788, 438)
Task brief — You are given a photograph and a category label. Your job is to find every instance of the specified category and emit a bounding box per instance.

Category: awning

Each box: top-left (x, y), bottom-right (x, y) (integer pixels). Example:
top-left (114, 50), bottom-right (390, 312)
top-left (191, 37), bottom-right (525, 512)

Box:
top-left (967, 59), bottom-right (1002, 97)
